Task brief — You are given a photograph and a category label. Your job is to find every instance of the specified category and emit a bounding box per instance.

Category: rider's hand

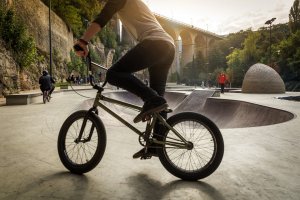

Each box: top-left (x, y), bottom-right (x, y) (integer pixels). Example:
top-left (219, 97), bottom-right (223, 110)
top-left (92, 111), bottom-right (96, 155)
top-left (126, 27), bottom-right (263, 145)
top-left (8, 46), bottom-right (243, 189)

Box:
top-left (74, 39), bottom-right (89, 57)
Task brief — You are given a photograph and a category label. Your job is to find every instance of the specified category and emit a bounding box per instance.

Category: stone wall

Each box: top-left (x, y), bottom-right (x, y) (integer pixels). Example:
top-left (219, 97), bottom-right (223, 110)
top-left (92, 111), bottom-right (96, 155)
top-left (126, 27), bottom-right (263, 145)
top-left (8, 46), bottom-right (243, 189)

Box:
top-left (0, 41), bottom-right (19, 97)
top-left (13, 0), bottom-right (74, 61)
top-left (0, 0), bottom-right (75, 96)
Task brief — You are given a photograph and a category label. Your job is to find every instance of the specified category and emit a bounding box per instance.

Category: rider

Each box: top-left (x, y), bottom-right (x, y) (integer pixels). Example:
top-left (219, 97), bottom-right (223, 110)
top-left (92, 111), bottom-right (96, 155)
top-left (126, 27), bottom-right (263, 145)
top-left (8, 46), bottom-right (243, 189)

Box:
top-left (74, 0), bottom-right (175, 158)
top-left (39, 70), bottom-right (55, 97)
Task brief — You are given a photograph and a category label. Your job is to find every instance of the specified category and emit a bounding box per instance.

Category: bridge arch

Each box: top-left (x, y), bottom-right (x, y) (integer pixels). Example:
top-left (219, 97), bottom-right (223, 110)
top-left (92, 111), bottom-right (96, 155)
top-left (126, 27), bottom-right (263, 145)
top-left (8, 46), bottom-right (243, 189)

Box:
top-left (194, 34), bottom-right (206, 58)
top-left (179, 29), bottom-right (193, 68)
top-left (117, 14), bottom-right (223, 81)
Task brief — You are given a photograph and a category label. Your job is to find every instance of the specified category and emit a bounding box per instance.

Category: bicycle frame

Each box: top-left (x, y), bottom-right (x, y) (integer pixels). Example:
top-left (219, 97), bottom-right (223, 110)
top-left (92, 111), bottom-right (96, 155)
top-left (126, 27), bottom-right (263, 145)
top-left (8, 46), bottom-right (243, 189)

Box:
top-left (77, 89), bottom-right (189, 149)
top-left (72, 51), bottom-right (189, 149)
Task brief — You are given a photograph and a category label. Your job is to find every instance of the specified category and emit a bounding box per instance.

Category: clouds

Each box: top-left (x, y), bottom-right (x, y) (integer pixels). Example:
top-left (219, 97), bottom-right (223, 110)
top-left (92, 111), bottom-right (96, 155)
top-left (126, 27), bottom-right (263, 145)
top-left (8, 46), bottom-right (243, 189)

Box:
top-left (145, 0), bottom-right (295, 34)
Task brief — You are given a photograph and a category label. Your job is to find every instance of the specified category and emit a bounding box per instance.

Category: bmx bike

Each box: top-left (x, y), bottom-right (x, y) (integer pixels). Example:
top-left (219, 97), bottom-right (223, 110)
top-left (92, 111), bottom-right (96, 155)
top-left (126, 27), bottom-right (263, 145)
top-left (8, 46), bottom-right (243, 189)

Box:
top-left (42, 90), bottom-right (51, 104)
top-left (57, 52), bottom-right (224, 181)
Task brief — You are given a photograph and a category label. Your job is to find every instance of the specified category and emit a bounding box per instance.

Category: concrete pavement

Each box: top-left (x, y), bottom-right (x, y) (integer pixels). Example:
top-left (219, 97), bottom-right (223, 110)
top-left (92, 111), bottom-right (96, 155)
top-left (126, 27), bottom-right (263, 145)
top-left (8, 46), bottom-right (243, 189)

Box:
top-left (0, 87), bottom-right (299, 200)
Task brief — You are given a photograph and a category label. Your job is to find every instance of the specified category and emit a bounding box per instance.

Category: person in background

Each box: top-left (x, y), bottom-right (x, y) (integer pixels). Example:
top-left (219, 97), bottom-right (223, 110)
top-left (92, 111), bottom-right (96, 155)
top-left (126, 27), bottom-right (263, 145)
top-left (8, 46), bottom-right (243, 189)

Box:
top-left (218, 72), bottom-right (227, 94)
top-left (39, 70), bottom-right (55, 97)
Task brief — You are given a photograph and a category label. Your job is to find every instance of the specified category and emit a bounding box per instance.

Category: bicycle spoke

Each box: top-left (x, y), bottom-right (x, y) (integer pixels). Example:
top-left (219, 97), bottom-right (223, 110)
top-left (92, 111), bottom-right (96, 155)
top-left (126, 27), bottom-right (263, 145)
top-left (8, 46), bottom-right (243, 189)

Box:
top-left (163, 119), bottom-right (216, 173)
top-left (64, 118), bottom-right (98, 165)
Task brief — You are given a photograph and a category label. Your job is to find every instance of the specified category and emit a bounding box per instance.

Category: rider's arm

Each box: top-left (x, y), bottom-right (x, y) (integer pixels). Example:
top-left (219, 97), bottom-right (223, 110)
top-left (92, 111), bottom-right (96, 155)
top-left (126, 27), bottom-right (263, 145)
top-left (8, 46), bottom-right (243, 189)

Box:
top-left (75, 0), bottom-right (126, 57)
top-left (93, 0), bottom-right (126, 28)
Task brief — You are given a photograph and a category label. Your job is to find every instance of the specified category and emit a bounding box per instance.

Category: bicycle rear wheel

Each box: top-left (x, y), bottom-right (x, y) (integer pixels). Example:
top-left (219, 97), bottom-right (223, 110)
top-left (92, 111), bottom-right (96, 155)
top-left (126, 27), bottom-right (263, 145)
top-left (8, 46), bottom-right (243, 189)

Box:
top-left (57, 110), bottom-right (106, 174)
top-left (157, 112), bottom-right (224, 181)
top-left (46, 91), bottom-right (50, 102)
top-left (43, 91), bottom-right (47, 104)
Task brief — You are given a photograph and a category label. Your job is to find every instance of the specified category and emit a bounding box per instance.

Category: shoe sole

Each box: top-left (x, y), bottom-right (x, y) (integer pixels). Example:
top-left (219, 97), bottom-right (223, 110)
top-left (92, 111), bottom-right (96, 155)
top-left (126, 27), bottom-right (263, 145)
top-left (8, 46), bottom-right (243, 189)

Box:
top-left (133, 103), bottom-right (168, 123)
top-left (133, 150), bottom-right (158, 159)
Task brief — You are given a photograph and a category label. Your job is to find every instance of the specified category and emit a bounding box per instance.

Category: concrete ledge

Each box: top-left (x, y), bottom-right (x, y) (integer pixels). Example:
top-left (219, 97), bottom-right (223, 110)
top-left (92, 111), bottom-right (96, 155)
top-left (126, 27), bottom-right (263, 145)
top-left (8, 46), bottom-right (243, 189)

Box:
top-left (5, 93), bottom-right (41, 105)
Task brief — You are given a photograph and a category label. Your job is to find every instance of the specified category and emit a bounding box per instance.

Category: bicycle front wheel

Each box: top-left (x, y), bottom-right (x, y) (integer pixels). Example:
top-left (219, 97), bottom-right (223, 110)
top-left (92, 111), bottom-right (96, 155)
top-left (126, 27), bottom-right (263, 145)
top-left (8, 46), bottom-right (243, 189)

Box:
top-left (157, 112), bottom-right (224, 181)
top-left (57, 110), bottom-right (106, 174)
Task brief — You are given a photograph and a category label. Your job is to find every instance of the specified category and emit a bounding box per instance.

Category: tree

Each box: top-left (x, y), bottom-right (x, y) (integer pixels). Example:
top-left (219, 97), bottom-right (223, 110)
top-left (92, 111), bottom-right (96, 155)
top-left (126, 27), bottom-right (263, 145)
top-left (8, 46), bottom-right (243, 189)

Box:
top-left (289, 0), bottom-right (300, 33)
top-left (275, 30), bottom-right (300, 80)
top-left (41, 0), bottom-right (103, 36)
top-left (226, 48), bottom-right (242, 86)
top-left (226, 31), bottom-right (260, 87)
top-left (241, 31), bottom-right (260, 68)
top-left (0, 9), bottom-right (37, 69)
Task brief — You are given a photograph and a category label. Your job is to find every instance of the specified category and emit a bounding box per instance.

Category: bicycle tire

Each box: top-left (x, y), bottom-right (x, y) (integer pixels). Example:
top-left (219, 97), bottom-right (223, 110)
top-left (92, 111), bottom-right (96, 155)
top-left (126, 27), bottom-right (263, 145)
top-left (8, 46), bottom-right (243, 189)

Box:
top-left (57, 110), bottom-right (106, 174)
top-left (43, 91), bottom-right (47, 104)
top-left (157, 112), bottom-right (224, 181)
top-left (47, 91), bottom-right (50, 102)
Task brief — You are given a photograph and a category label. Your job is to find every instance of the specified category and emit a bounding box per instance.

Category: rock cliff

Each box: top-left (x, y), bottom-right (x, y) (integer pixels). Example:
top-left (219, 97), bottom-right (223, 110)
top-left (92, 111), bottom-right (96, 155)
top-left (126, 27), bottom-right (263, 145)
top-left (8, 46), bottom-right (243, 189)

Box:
top-left (0, 0), bottom-right (74, 96)
top-left (14, 0), bottom-right (74, 60)
top-left (0, 41), bottom-right (19, 96)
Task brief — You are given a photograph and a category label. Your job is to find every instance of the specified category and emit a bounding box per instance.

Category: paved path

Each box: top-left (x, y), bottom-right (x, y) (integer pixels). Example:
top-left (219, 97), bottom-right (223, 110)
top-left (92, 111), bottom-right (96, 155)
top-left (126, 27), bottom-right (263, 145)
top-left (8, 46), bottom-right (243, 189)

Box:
top-left (0, 88), bottom-right (299, 200)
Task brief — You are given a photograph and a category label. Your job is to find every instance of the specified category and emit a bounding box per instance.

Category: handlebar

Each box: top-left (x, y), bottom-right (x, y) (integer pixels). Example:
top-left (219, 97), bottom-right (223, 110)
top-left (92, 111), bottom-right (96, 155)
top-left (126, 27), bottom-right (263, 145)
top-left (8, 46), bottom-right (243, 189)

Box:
top-left (73, 44), bottom-right (108, 90)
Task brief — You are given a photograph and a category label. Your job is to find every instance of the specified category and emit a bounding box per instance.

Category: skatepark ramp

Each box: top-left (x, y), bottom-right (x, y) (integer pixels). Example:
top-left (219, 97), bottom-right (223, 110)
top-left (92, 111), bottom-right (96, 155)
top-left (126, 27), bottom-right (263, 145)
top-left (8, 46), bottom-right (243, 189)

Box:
top-left (80, 90), bottom-right (294, 129)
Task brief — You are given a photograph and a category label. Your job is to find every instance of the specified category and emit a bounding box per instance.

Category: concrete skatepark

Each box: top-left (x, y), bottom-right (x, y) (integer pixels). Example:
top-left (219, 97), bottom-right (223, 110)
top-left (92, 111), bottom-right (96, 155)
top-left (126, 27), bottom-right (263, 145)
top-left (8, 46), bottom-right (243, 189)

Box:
top-left (0, 85), bottom-right (299, 200)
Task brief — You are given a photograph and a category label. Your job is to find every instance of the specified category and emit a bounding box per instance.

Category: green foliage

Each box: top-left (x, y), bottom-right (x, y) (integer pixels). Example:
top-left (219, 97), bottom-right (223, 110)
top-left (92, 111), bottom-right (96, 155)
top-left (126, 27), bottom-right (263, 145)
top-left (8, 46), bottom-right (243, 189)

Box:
top-left (41, 0), bottom-right (103, 37)
top-left (289, 0), bottom-right (300, 33)
top-left (98, 25), bottom-right (117, 49)
top-left (89, 47), bottom-right (101, 63)
top-left (67, 50), bottom-right (86, 75)
top-left (0, 8), bottom-right (37, 70)
top-left (240, 32), bottom-right (260, 66)
top-left (207, 30), bottom-right (251, 72)
top-left (275, 30), bottom-right (300, 79)
top-left (181, 54), bottom-right (207, 85)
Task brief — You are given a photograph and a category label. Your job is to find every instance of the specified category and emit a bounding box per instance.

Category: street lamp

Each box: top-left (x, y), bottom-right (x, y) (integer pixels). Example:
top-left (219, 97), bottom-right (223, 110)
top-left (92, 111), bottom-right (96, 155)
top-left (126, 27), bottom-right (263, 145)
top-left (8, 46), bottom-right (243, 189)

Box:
top-left (265, 17), bottom-right (276, 64)
top-left (49, 0), bottom-right (52, 76)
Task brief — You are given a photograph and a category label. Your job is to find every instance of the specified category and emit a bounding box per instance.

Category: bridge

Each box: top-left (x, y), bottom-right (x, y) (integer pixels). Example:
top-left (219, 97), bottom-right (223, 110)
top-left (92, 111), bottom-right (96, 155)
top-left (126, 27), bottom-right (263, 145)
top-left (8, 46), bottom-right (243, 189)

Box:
top-left (118, 14), bottom-right (223, 78)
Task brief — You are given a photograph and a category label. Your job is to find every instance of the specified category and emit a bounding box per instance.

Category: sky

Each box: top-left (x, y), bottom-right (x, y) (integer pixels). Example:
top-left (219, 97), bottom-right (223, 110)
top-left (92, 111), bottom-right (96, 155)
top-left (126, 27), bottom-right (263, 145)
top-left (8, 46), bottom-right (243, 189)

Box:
top-left (143, 0), bottom-right (295, 35)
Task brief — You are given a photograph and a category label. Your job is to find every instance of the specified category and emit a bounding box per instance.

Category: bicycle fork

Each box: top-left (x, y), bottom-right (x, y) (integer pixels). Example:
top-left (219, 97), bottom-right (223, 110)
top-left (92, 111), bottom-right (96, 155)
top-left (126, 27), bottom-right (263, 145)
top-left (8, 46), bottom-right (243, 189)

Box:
top-left (75, 107), bottom-right (98, 143)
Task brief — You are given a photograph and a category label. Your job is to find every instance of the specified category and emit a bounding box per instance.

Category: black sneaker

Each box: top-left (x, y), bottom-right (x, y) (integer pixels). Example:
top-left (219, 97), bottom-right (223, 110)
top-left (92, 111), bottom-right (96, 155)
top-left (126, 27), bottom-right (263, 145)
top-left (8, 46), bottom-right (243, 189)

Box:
top-left (132, 147), bottom-right (158, 159)
top-left (133, 96), bottom-right (168, 123)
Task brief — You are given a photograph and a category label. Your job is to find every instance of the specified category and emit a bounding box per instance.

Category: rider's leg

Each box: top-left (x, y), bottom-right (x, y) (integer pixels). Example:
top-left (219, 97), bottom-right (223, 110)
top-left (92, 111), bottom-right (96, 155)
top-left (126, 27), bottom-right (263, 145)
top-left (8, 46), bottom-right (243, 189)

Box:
top-left (106, 40), bottom-right (175, 123)
top-left (49, 85), bottom-right (55, 96)
top-left (40, 86), bottom-right (44, 94)
top-left (147, 50), bottom-right (174, 137)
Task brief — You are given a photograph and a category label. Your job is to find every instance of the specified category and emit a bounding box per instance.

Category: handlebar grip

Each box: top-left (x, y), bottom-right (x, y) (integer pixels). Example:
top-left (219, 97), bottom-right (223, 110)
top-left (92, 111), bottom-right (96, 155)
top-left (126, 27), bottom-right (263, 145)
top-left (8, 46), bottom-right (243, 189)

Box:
top-left (73, 44), bottom-right (84, 52)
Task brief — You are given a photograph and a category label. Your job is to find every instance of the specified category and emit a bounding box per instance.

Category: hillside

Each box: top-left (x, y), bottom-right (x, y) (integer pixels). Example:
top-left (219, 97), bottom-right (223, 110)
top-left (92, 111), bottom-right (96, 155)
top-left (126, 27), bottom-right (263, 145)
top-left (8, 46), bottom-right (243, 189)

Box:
top-left (0, 0), bottom-right (74, 97)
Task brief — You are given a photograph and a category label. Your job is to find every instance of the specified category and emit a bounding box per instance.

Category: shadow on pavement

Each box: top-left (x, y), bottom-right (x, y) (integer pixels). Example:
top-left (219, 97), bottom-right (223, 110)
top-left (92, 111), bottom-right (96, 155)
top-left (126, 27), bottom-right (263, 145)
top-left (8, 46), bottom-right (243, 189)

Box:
top-left (126, 173), bottom-right (225, 200)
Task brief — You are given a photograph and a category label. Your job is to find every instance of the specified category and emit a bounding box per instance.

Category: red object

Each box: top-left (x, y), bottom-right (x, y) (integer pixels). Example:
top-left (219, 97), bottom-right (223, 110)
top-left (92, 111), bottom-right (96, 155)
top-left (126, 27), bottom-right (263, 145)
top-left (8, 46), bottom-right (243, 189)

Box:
top-left (218, 73), bottom-right (226, 84)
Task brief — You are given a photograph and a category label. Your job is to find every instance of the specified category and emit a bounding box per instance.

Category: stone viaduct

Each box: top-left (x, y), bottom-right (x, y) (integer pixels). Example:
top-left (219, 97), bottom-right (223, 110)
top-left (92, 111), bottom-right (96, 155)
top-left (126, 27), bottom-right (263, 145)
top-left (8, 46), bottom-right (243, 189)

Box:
top-left (119, 14), bottom-right (223, 78)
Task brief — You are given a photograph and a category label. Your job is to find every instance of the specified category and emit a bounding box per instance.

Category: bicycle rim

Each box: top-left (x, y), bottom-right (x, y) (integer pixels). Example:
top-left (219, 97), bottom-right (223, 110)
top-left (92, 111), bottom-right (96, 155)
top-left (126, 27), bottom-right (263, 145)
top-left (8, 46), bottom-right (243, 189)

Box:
top-left (68, 121), bottom-right (97, 163)
top-left (165, 120), bottom-right (216, 171)
top-left (158, 112), bottom-right (224, 180)
top-left (58, 111), bottom-right (106, 173)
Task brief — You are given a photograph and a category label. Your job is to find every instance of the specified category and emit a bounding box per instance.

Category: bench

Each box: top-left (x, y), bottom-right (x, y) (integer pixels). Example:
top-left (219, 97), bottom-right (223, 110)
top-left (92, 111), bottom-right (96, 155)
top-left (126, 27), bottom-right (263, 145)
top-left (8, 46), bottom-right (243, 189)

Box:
top-left (5, 92), bottom-right (42, 105)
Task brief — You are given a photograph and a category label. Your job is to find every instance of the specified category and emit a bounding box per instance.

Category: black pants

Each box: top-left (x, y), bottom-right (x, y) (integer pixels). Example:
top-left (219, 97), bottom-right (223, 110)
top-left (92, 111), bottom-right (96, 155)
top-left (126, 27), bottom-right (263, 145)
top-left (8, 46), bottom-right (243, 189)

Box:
top-left (220, 84), bottom-right (225, 93)
top-left (40, 85), bottom-right (55, 95)
top-left (106, 40), bottom-right (175, 102)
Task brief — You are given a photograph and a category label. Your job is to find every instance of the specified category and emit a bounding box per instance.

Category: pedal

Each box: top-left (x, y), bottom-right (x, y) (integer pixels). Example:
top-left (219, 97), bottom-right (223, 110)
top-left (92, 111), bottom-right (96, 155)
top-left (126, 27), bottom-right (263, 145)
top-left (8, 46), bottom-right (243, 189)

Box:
top-left (140, 154), bottom-right (152, 160)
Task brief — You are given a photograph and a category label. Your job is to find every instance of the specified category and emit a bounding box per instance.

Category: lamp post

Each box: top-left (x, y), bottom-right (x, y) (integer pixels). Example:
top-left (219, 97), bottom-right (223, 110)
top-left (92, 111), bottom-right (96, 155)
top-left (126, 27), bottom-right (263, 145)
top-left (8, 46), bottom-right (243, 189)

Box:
top-left (49, 0), bottom-right (52, 76)
top-left (265, 17), bottom-right (276, 64)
